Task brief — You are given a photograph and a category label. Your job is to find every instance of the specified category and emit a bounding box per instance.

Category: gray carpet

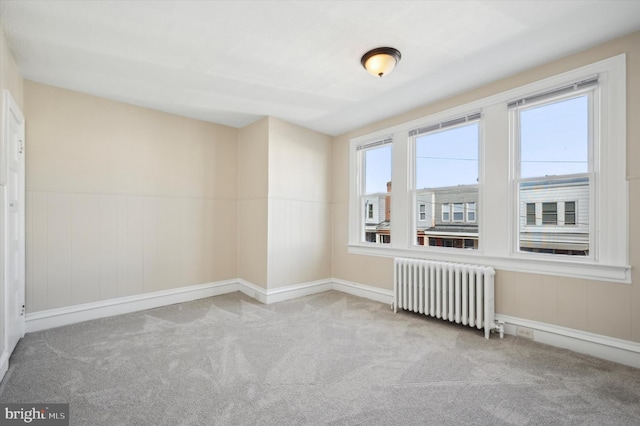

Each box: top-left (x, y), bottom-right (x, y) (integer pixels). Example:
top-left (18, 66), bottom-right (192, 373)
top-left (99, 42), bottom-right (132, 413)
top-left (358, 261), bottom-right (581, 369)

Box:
top-left (1, 291), bottom-right (639, 425)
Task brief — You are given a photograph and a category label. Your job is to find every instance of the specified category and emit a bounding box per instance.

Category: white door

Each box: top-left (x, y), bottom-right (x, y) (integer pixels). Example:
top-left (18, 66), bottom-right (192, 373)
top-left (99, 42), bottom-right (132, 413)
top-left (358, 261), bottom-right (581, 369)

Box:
top-left (4, 90), bottom-right (25, 356)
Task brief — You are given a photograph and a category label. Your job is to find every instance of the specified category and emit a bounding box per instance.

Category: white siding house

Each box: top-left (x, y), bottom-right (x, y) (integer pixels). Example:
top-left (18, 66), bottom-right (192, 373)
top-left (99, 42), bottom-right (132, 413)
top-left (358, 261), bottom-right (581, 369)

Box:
top-left (519, 177), bottom-right (589, 255)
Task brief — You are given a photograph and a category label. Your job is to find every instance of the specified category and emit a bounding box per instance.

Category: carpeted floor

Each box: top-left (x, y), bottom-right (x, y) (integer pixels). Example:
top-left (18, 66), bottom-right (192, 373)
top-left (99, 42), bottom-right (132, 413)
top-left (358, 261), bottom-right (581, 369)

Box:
top-left (1, 290), bottom-right (639, 425)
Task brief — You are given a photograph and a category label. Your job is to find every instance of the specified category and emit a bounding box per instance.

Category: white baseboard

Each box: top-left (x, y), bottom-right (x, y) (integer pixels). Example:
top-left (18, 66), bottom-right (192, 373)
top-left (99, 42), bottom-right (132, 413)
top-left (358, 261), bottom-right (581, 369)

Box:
top-left (0, 350), bottom-right (8, 384)
top-left (236, 278), bottom-right (392, 306)
top-left (495, 314), bottom-right (640, 369)
top-left (233, 279), bottom-right (267, 304)
top-left (25, 280), bottom-right (240, 333)
top-left (266, 279), bottom-right (334, 304)
top-left (332, 278), bottom-right (394, 305)
top-left (24, 278), bottom-right (389, 333)
top-left (237, 279), bottom-right (334, 304)
top-left (22, 277), bottom-right (640, 370)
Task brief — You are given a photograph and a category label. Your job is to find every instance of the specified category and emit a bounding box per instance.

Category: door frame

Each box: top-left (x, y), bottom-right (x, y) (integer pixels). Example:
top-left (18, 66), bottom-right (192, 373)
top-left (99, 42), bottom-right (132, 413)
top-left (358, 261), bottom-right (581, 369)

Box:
top-left (1, 89), bottom-right (25, 383)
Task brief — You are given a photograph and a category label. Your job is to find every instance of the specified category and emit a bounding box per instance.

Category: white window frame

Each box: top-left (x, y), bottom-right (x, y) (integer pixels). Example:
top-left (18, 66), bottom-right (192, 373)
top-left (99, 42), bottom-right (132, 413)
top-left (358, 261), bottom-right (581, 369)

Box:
top-left (525, 203), bottom-right (536, 225)
top-left (564, 201), bottom-right (576, 226)
top-left (410, 113), bottom-right (481, 250)
top-left (441, 203), bottom-right (450, 222)
top-left (541, 202), bottom-right (558, 226)
top-left (348, 54), bottom-right (629, 283)
top-left (466, 202), bottom-right (476, 223)
top-left (452, 203), bottom-right (464, 222)
top-left (352, 137), bottom-right (393, 246)
top-left (419, 203), bottom-right (426, 221)
top-left (512, 83), bottom-right (596, 259)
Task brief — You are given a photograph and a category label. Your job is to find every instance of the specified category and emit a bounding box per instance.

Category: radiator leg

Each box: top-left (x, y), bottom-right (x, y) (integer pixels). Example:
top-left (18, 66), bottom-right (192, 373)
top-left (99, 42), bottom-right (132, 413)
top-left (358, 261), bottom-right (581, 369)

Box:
top-left (494, 320), bottom-right (505, 339)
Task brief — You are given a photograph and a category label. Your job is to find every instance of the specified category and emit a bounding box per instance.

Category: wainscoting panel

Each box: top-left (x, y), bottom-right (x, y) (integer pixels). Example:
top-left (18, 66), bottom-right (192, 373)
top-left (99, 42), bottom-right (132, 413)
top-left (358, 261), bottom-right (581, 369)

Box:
top-left (267, 198), bottom-right (332, 288)
top-left (25, 190), bottom-right (237, 314)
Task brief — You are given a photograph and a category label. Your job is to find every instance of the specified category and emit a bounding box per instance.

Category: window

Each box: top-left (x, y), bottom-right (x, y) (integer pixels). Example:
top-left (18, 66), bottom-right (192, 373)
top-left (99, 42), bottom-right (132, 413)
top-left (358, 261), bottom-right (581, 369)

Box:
top-left (413, 114), bottom-right (479, 248)
top-left (514, 87), bottom-right (593, 256)
top-left (453, 203), bottom-right (464, 221)
top-left (542, 202), bottom-right (558, 225)
top-left (358, 139), bottom-right (392, 244)
top-left (349, 55), bottom-right (628, 283)
top-left (526, 203), bottom-right (536, 225)
top-left (565, 201), bottom-right (576, 225)
top-left (526, 201), bottom-right (578, 227)
top-left (466, 202), bottom-right (476, 222)
top-left (442, 204), bottom-right (450, 222)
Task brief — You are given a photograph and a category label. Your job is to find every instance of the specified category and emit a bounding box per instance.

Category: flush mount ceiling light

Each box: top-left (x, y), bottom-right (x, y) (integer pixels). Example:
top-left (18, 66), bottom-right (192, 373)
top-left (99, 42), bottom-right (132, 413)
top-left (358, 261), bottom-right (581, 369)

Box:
top-left (361, 47), bottom-right (401, 78)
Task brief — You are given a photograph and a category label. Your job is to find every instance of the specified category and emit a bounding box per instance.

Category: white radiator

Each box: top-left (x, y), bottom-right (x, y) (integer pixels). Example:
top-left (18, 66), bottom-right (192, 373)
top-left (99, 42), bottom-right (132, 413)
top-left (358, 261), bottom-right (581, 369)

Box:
top-left (394, 258), bottom-right (499, 339)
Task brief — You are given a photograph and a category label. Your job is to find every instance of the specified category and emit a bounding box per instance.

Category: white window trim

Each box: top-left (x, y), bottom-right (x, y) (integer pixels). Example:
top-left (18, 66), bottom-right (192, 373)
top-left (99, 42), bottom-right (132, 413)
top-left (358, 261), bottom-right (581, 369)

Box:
top-left (366, 202), bottom-right (374, 220)
top-left (348, 54), bottom-right (629, 283)
top-left (419, 203), bottom-right (426, 221)
top-left (441, 203), bottom-right (450, 222)
top-left (466, 202), bottom-right (476, 223)
top-left (526, 202), bottom-right (536, 225)
top-left (353, 137), bottom-right (393, 246)
top-left (564, 201), bottom-right (577, 226)
top-left (511, 83), bottom-right (596, 260)
top-left (452, 203), bottom-right (464, 222)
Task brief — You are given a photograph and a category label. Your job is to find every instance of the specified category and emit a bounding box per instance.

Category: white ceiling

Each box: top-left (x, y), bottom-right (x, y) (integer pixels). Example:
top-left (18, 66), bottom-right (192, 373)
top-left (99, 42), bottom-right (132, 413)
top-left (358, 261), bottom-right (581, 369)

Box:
top-left (1, 1), bottom-right (639, 136)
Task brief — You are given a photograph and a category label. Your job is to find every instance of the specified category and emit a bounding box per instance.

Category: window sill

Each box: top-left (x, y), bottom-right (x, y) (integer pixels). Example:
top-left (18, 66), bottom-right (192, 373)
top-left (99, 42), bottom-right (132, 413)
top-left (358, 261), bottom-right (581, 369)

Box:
top-left (348, 244), bottom-right (631, 284)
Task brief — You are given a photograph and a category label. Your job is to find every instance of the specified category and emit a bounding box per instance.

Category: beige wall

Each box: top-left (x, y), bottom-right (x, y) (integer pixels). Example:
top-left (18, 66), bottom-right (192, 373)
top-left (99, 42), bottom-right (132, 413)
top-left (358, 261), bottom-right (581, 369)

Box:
top-left (332, 31), bottom-right (640, 343)
top-left (237, 118), bottom-right (269, 287)
top-left (237, 117), bottom-right (333, 289)
top-left (267, 117), bottom-right (332, 288)
top-left (24, 81), bottom-right (238, 312)
top-left (24, 84), bottom-right (334, 308)
top-left (0, 26), bottom-right (24, 359)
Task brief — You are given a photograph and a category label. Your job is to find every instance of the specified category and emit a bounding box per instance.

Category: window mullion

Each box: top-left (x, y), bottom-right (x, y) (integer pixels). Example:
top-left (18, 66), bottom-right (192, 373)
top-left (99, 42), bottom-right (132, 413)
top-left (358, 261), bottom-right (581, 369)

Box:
top-left (391, 132), bottom-right (409, 249)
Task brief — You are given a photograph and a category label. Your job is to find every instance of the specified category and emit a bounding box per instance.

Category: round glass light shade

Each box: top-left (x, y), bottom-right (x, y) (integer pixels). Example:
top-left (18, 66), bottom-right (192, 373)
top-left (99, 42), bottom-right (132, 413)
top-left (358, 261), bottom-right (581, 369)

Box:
top-left (361, 47), bottom-right (401, 78)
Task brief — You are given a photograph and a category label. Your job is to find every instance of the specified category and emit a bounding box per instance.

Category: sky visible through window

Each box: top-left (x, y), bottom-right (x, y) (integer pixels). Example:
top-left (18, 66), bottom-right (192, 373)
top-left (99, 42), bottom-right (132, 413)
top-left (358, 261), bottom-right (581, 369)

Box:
top-left (520, 95), bottom-right (588, 178)
top-left (416, 123), bottom-right (478, 189)
top-left (364, 96), bottom-right (587, 193)
top-left (364, 145), bottom-right (391, 194)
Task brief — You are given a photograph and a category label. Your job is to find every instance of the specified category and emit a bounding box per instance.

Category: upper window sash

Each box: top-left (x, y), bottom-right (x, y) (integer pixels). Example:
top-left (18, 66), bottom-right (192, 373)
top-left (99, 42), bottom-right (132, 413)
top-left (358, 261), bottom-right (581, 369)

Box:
top-left (357, 136), bottom-right (393, 195)
top-left (512, 86), bottom-right (596, 181)
top-left (356, 137), bottom-right (393, 151)
top-left (508, 76), bottom-right (598, 109)
top-left (409, 112), bottom-right (481, 137)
